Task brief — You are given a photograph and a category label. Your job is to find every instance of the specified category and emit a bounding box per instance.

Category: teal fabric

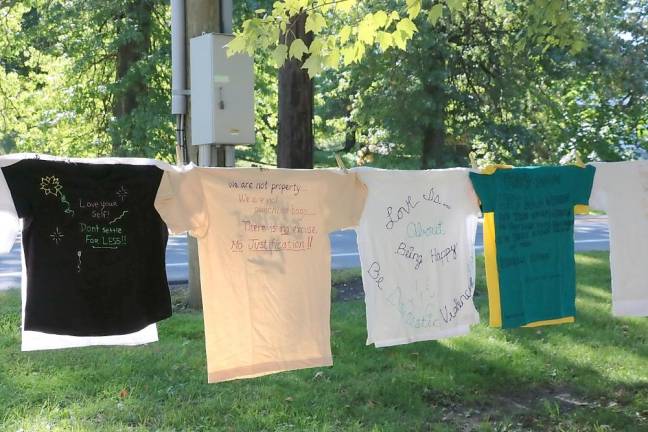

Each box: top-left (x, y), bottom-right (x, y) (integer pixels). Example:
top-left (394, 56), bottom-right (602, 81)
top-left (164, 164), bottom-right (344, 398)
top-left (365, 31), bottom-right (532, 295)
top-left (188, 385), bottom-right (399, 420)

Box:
top-left (469, 165), bottom-right (596, 328)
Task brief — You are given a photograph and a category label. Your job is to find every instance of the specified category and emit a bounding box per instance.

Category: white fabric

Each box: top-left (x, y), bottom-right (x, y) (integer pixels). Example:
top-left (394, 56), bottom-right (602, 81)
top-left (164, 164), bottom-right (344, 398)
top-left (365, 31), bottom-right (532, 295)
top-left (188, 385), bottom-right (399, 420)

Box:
top-left (589, 161), bottom-right (648, 316)
top-left (0, 153), bottom-right (179, 350)
top-left (0, 153), bottom-right (176, 169)
top-left (353, 167), bottom-right (481, 347)
top-left (0, 165), bottom-right (21, 252)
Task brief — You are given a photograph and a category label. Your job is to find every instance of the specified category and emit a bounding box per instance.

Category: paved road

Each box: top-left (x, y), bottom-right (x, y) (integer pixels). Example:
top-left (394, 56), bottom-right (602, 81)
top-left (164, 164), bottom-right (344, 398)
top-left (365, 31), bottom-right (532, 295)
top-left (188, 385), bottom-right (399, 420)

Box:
top-left (330, 215), bottom-right (611, 269)
top-left (0, 215), bottom-right (610, 289)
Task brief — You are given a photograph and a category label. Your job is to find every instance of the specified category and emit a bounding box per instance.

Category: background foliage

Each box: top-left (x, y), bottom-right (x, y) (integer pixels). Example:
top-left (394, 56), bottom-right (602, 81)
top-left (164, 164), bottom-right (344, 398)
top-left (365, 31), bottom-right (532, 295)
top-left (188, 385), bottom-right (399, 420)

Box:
top-left (0, 0), bottom-right (173, 160)
top-left (0, 0), bottom-right (646, 167)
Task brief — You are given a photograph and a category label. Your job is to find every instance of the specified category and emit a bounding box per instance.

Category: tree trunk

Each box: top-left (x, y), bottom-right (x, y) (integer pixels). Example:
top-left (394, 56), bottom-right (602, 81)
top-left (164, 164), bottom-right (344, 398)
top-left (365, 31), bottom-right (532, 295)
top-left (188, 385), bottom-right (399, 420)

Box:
top-left (277, 13), bottom-right (314, 169)
top-left (421, 90), bottom-right (445, 169)
top-left (421, 47), bottom-right (447, 169)
top-left (343, 117), bottom-right (357, 152)
top-left (111, 0), bottom-right (153, 156)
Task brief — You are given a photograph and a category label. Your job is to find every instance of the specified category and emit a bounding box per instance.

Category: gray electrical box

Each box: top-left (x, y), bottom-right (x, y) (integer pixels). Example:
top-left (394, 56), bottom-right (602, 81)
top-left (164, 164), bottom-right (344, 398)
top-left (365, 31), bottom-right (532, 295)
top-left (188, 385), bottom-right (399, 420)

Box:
top-left (190, 33), bottom-right (255, 146)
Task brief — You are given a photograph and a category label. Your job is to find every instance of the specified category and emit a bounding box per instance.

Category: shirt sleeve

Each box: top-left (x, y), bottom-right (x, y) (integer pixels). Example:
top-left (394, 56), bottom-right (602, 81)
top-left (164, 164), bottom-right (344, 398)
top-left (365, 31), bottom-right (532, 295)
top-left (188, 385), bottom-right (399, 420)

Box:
top-left (468, 171), bottom-right (496, 212)
top-left (0, 168), bottom-right (21, 253)
top-left (570, 165), bottom-right (596, 206)
top-left (322, 171), bottom-right (368, 232)
top-left (155, 167), bottom-right (209, 238)
top-left (460, 169), bottom-right (481, 216)
top-left (1, 163), bottom-right (33, 219)
top-left (587, 163), bottom-right (608, 211)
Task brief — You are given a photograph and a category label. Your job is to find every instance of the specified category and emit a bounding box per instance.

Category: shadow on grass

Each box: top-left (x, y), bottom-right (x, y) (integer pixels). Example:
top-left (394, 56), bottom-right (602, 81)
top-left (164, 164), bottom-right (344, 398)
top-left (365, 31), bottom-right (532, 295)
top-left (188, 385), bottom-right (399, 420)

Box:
top-left (0, 252), bottom-right (646, 430)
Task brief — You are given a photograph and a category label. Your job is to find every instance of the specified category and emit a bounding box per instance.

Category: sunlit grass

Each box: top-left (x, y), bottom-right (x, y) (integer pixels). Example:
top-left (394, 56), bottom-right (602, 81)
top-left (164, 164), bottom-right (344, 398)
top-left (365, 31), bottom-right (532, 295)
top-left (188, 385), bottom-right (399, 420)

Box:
top-left (0, 252), bottom-right (646, 431)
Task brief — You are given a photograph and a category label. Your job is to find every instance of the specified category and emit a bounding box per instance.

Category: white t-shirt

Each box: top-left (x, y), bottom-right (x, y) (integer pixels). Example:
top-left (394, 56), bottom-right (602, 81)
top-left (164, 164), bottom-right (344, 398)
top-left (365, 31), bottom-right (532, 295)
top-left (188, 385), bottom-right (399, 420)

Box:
top-left (589, 161), bottom-right (648, 316)
top-left (353, 167), bottom-right (481, 347)
top-left (0, 154), bottom-right (178, 350)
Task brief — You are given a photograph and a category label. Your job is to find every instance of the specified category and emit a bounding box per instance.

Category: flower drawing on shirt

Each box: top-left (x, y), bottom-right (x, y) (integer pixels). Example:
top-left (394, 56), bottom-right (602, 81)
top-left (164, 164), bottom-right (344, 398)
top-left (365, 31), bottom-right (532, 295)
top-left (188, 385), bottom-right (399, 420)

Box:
top-left (50, 227), bottom-right (64, 245)
top-left (116, 185), bottom-right (128, 202)
top-left (60, 195), bottom-right (75, 217)
top-left (39, 175), bottom-right (75, 217)
top-left (40, 176), bottom-right (63, 197)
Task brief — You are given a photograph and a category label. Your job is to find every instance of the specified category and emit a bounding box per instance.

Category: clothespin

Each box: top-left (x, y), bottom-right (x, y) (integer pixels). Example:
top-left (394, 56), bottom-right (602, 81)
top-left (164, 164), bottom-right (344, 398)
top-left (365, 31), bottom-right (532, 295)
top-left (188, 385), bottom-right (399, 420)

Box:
top-left (468, 152), bottom-right (478, 169)
top-left (560, 149), bottom-right (585, 168)
top-left (335, 152), bottom-right (348, 173)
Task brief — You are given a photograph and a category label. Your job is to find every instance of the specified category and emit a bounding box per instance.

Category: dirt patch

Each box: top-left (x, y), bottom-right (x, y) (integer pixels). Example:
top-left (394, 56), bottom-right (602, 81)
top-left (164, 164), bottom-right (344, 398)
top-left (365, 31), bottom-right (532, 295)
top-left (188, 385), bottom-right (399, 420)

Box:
top-left (169, 284), bottom-right (191, 312)
top-left (430, 386), bottom-right (605, 431)
top-left (333, 277), bottom-right (365, 302)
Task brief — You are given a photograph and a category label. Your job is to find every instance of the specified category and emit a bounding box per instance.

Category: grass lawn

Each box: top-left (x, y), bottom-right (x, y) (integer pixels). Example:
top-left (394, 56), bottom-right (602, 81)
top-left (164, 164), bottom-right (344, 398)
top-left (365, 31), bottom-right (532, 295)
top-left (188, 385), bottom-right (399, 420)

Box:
top-left (0, 252), bottom-right (647, 431)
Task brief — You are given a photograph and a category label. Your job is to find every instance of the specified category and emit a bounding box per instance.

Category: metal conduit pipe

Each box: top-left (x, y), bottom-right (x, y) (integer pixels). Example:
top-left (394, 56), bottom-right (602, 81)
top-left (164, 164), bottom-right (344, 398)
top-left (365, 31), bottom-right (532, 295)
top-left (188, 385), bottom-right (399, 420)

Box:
top-left (171, 0), bottom-right (188, 165)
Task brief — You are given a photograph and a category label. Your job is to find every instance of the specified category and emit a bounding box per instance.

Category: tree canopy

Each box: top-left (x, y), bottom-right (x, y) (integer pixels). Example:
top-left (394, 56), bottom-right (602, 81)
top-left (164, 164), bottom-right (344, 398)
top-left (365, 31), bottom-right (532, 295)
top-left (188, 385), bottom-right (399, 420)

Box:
top-left (0, 0), bottom-right (174, 159)
top-left (228, 0), bottom-right (588, 77)
top-left (1, 0), bottom-right (646, 167)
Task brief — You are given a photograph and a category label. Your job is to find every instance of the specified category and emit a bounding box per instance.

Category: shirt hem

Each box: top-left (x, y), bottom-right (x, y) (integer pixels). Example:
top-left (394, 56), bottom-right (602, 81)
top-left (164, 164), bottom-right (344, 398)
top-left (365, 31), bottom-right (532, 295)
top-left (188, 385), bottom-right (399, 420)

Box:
top-left (522, 316), bottom-right (575, 328)
top-left (207, 356), bottom-right (333, 383)
top-left (371, 324), bottom-right (473, 348)
top-left (23, 310), bottom-right (172, 337)
top-left (613, 300), bottom-right (648, 317)
top-left (21, 337), bottom-right (158, 351)
top-left (20, 325), bottom-right (159, 351)
top-left (500, 314), bottom-right (575, 329)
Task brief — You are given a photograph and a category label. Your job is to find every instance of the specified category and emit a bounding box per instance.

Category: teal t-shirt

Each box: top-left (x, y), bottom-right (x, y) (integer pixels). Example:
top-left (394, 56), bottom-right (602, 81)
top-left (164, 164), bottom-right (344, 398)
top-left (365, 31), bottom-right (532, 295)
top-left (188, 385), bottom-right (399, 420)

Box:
top-left (469, 165), bottom-right (596, 328)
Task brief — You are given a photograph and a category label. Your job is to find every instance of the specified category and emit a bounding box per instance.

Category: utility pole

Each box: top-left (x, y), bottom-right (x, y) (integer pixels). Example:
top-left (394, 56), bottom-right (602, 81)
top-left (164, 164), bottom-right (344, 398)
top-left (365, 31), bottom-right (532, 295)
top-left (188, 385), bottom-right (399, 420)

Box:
top-left (181, 0), bottom-right (233, 309)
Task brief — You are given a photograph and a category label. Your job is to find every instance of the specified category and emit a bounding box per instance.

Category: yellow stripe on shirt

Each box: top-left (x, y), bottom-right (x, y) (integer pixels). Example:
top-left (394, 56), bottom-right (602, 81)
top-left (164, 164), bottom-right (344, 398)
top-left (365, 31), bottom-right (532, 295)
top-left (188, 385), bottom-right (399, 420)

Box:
top-left (483, 212), bottom-right (502, 328)
top-left (523, 316), bottom-right (575, 328)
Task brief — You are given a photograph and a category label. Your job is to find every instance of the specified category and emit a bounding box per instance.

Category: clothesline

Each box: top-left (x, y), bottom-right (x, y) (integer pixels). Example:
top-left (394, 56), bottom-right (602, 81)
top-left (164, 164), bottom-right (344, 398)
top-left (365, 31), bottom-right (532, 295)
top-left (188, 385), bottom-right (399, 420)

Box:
top-left (0, 153), bottom-right (644, 383)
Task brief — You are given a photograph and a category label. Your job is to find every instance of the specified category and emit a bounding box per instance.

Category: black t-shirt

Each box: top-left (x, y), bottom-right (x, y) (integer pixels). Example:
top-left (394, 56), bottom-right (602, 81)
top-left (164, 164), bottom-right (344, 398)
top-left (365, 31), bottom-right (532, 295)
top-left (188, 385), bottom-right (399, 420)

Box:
top-left (2, 159), bottom-right (172, 336)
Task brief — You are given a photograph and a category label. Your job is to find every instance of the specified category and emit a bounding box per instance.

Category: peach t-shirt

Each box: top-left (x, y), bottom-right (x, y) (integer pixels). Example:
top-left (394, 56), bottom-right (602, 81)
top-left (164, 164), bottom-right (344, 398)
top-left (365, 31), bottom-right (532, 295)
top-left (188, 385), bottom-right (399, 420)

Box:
top-left (155, 167), bottom-right (367, 382)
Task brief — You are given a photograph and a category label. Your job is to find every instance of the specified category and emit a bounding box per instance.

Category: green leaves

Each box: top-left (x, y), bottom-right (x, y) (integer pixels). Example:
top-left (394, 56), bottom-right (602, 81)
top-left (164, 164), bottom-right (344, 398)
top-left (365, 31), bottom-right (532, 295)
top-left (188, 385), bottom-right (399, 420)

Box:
top-left (227, 1), bottom-right (431, 77)
top-left (305, 13), bottom-right (327, 34)
top-left (406, 0), bottom-right (422, 19)
top-left (288, 38), bottom-right (309, 60)
top-left (396, 17), bottom-right (417, 39)
top-left (226, 34), bottom-right (247, 57)
top-left (302, 54), bottom-right (323, 76)
top-left (340, 26), bottom-right (352, 44)
top-left (376, 31), bottom-right (393, 51)
top-left (569, 39), bottom-right (587, 55)
top-left (272, 44), bottom-right (288, 66)
top-left (357, 14), bottom-right (378, 44)
top-left (446, 0), bottom-right (466, 12)
top-left (323, 50), bottom-right (340, 68)
top-left (284, 0), bottom-right (309, 14)
top-left (373, 10), bottom-right (389, 28)
top-left (428, 4), bottom-right (444, 25)
top-left (336, 0), bottom-right (357, 13)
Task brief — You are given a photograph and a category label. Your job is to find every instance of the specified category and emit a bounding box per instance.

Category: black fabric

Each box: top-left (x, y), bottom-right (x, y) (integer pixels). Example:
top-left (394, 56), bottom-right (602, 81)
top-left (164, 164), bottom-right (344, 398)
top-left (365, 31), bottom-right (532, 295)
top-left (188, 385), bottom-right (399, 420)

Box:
top-left (2, 159), bottom-right (171, 336)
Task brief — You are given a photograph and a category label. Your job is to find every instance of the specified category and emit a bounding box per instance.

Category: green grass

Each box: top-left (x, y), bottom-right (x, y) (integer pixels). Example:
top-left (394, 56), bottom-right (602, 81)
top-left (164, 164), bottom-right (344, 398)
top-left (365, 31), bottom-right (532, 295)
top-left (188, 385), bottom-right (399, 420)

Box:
top-left (0, 252), bottom-right (647, 431)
